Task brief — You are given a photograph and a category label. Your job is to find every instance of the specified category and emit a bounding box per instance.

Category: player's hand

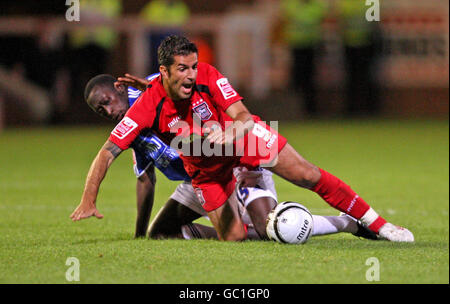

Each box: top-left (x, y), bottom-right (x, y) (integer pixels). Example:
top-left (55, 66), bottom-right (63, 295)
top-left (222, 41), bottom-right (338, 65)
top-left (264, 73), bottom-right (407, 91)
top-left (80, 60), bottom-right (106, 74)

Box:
top-left (116, 73), bottom-right (149, 92)
top-left (234, 167), bottom-right (263, 188)
top-left (205, 125), bottom-right (237, 145)
top-left (205, 125), bottom-right (226, 145)
top-left (70, 203), bottom-right (104, 221)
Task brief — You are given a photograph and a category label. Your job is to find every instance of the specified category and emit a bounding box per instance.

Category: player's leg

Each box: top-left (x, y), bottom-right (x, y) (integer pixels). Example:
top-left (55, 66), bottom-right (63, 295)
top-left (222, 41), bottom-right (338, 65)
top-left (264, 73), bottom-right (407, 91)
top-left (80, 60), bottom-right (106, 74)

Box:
top-left (234, 167), bottom-right (379, 240)
top-left (206, 199), bottom-right (247, 241)
top-left (245, 197), bottom-right (276, 239)
top-left (235, 168), bottom-right (366, 240)
top-left (269, 143), bottom-right (375, 223)
top-left (148, 198), bottom-right (202, 239)
top-left (181, 222), bottom-right (218, 240)
top-left (235, 168), bottom-right (278, 239)
top-left (233, 167), bottom-right (277, 240)
top-left (191, 179), bottom-right (247, 241)
top-left (269, 143), bottom-right (414, 242)
top-left (148, 182), bottom-right (217, 239)
top-left (311, 214), bottom-right (377, 240)
top-left (237, 185), bottom-right (377, 240)
top-left (148, 198), bottom-right (220, 239)
top-left (269, 143), bottom-right (321, 188)
top-left (243, 169), bottom-right (277, 239)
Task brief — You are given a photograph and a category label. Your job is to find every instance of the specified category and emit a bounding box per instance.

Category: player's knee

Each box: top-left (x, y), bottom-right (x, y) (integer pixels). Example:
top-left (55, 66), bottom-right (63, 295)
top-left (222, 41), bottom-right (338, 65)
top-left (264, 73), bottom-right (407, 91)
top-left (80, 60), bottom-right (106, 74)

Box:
top-left (299, 165), bottom-right (321, 188)
top-left (147, 223), bottom-right (178, 239)
top-left (147, 226), bottom-right (162, 239)
top-left (148, 229), bottom-right (179, 239)
top-left (221, 234), bottom-right (245, 242)
top-left (220, 228), bottom-right (247, 242)
top-left (148, 230), bottom-right (164, 239)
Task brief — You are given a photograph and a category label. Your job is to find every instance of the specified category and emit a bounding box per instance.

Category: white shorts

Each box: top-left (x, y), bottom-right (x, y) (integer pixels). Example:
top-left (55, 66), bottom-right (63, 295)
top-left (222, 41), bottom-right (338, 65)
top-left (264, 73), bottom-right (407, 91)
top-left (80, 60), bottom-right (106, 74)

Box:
top-left (234, 168), bottom-right (277, 208)
top-left (170, 181), bottom-right (207, 217)
top-left (170, 169), bottom-right (278, 224)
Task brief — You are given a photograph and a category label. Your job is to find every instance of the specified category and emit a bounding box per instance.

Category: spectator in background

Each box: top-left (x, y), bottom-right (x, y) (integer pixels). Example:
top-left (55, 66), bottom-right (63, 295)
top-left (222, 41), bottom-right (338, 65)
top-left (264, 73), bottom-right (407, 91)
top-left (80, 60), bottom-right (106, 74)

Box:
top-left (140, 0), bottom-right (190, 73)
top-left (279, 0), bottom-right (326, 118)
top-left (67, 0), bottom-right (121, 119)
top-left (0, 29), bottom-right (65, 124)
top-left (336, 0), bottom-right (381, 117)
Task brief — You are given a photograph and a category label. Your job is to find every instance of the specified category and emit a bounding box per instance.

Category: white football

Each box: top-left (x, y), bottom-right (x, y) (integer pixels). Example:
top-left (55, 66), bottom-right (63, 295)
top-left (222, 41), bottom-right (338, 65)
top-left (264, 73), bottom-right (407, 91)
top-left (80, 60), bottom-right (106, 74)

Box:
top-left (266, 201), bottom-right (314, 244)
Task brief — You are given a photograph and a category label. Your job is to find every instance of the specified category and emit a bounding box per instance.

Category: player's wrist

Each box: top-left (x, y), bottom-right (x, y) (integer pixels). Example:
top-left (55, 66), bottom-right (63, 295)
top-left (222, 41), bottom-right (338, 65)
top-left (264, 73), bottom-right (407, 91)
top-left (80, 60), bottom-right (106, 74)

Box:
top-left (80, 194), bottom-right (97, 208)
top-left (232, 119), bottom-right (254, 140)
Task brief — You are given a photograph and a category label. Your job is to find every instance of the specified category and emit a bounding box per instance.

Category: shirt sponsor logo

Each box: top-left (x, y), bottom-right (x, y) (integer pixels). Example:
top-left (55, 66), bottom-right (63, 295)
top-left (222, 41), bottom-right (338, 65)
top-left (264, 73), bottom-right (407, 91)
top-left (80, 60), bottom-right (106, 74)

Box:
top-left (216, 78), bottom-right (237, 100)
top-left (252, 123), bottom-right (278, 148)
top-left (149, 137), bottom-right (162, 150)
top-left (145, 138), bottom-right (161, 153)
top-left (266, 134), bottom-right (278, 148)
top-left (347, 195), bottom-right (359, 213)
top-left (168, 115), bottom-right (181, 128)
top-left (252, 123), bottom-right (272, 142)
top-left (111, 117), bottom-right (138, 139)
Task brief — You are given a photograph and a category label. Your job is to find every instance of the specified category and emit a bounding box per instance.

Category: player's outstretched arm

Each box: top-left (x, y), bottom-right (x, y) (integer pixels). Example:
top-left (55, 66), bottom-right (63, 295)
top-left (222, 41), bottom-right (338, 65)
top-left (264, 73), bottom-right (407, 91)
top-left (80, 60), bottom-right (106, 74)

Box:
top-left (70, 140), bottom-right (123, 222)
top-left (135, 167), bottom-right (156, 238)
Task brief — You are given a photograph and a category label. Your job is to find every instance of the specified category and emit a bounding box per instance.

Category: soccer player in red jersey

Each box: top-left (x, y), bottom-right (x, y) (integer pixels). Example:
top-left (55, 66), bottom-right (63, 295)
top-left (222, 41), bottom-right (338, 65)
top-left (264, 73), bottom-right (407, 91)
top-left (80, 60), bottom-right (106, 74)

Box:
top-left (71, 35), bottom-right (413, 242)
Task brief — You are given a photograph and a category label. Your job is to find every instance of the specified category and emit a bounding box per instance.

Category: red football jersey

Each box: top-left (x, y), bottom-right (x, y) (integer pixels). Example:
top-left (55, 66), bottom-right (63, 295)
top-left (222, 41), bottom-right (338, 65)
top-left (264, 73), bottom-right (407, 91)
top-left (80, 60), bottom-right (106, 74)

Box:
top-left (109, 62), bottom-right (244, 184)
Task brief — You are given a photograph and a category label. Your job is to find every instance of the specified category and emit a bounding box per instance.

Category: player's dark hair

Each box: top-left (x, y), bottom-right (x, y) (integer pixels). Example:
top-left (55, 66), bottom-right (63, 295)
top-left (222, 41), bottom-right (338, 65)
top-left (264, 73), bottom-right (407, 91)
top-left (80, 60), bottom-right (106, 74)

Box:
top-left (84, 74), bottom-right (116, 102)
top-left (158, 35), bottom-right (198, 67)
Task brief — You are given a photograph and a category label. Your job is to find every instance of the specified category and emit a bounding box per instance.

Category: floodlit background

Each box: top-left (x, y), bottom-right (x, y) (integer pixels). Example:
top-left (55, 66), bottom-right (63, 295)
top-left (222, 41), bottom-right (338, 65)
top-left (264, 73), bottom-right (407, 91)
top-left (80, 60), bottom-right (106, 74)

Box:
top-left (0, 0), bottom-right (448, 126)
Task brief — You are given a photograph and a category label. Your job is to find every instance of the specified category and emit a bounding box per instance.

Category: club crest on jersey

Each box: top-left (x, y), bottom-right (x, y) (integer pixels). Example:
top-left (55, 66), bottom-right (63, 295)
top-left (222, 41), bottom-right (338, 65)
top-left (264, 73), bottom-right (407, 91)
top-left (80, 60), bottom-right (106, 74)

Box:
top-left (193, 101), bottom-right (212, 121)
top-left (195, 188), bottom-right (206, 206)
top-left (111, 117), bottom-right (138, 139)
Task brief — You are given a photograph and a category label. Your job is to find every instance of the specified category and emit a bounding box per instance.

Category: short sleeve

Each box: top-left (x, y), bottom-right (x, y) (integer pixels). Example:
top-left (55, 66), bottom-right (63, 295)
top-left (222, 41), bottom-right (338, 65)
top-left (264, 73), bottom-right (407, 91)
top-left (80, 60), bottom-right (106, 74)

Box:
top-left (109, 90), bottom-right (156, 150)
top-left (203, 63), bottom-right (243, 112)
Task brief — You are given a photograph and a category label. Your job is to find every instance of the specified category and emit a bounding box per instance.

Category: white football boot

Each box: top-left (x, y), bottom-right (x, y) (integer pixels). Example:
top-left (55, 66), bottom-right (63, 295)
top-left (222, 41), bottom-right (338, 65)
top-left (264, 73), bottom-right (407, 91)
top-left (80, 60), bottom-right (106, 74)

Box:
top-left (378, 223), bottom-right (414, 242)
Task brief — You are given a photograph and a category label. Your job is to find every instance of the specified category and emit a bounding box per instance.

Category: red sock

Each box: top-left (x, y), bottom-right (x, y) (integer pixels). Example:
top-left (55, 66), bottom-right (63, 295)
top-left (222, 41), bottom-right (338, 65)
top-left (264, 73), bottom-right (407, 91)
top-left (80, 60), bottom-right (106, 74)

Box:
top-left (311, 168), bottom-right (387, 233)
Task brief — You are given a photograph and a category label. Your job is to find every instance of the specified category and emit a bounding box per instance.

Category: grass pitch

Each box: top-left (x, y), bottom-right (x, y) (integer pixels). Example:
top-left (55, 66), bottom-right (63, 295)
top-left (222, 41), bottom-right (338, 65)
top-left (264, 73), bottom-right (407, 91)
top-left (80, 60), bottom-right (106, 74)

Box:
top-left (0, 119), bottom-right (448, 284)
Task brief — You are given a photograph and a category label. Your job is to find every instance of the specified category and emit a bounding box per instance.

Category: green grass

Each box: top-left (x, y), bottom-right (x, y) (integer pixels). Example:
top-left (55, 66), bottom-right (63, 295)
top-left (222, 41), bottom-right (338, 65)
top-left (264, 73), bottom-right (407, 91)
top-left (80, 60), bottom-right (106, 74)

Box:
top-left (0, 119), bottom-right (448, 284)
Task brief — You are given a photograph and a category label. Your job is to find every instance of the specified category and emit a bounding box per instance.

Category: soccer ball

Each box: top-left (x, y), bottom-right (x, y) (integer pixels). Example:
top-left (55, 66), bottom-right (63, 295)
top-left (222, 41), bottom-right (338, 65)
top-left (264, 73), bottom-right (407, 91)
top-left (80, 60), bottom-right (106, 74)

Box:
top-left (266, 201), bottom-right (314, 244)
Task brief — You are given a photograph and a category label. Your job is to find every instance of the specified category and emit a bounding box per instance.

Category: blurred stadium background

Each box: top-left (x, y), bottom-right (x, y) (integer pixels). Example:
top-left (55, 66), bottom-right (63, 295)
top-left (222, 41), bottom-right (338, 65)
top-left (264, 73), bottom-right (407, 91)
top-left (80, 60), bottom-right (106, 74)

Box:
top-left (0, 0), bottom-right (448, 128)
